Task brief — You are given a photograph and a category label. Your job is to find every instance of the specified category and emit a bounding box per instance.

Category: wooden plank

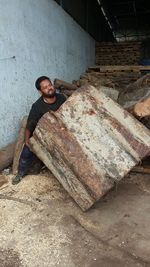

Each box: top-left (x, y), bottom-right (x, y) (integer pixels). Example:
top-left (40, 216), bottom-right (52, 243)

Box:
top-left (88, 65), bottom-right (150, 72)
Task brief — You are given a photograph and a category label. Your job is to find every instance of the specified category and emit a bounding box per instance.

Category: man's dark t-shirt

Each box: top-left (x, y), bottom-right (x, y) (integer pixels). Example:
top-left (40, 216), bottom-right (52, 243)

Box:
top-left (26, 93), bottom-right (66, 134)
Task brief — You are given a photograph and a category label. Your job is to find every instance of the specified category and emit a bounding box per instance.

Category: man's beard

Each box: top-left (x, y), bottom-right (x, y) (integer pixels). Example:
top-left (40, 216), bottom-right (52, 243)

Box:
top-left (42, 91), bottom-right (56, 98)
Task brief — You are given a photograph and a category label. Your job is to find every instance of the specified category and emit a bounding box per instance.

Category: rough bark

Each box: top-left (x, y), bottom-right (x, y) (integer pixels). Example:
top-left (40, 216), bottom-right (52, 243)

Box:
top-left (118, 73), bottom-right (150, 108)
top-left (29, 85), bottom-right (150, 210)
top-left (132, 166), bottom-right (150, 174)
top-left (96, 86), bottom-right (119, 101)
top-left (12, 116), bottom-right (28, 174)
top-left (0, 142), bottom-right (16, 171)
top-left (129, 96), bottom-right (150, 118)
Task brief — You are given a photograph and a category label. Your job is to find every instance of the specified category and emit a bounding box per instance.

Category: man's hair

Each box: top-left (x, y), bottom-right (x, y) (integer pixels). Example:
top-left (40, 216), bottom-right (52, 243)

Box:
top-left (35, 76), bottom-right (51, 90)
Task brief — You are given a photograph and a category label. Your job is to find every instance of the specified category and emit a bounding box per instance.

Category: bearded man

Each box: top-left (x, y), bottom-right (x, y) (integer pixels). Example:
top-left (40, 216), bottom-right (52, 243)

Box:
top-left (12, 76), bottom-right (66, 185)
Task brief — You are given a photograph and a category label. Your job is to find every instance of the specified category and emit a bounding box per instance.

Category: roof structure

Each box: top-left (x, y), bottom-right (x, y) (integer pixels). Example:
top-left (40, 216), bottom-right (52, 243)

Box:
top-left (54, 0), bottom-right (150, 41)
top-left (99, 0), bottom-right (150, 41)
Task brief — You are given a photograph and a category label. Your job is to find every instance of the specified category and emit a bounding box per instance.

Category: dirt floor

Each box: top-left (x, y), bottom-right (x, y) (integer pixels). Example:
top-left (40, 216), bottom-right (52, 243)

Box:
top-left (0, 168), bottom-right (150, 267)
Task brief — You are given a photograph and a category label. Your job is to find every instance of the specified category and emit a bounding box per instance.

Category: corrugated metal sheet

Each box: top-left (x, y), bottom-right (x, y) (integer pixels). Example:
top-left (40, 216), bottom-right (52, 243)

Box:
top-left (30, 85), bottom-right (150, 210)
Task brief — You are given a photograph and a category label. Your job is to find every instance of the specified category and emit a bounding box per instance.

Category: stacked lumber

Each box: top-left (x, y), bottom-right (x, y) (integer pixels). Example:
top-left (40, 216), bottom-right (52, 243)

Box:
top-left (96, 42), bottom-right (141, 65)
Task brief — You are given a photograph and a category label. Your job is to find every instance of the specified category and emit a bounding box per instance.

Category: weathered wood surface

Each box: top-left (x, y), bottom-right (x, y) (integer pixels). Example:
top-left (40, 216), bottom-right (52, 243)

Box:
top-left (131, 166), bottom-right (150, 174)
top-left (88, 65), bottom-right (150, 72)
top-left (129, 96), bottom-right (150, 118)
top-left (96, 86), bottom-right (119, 101)
top-left (30, 85), bottom-right (150, 211)
top-left (12, 116), bottom-right (28, 174)
top-left (73, 68), bottom-right (141, 92)
top-left (59, 89), bottom-right (75, 98)
top-left (118, 73), bottom-right (150, 108)
top-left (0, 142), bottom-right (16, 171)
top-left (54, 77), bottom-right (119, 100)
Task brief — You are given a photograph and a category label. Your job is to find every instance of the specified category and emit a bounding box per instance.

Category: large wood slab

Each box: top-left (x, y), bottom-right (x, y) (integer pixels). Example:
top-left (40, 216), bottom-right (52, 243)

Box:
top-left (30, 85), bottom-right (150, 210)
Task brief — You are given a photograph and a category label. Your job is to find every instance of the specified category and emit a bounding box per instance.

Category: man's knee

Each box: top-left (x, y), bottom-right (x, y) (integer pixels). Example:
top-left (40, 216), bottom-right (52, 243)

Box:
top-left (21, 144), bottom-right (34, 160)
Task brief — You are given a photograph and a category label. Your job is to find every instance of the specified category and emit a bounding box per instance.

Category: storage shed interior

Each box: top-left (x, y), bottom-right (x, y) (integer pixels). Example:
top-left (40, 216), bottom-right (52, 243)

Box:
top-left (1, 2), bottom-right (150, 267)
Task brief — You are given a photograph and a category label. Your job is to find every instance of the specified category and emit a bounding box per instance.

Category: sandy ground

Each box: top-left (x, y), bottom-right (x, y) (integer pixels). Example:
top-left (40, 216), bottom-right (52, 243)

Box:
top-left (0, 168), bottom-right (150, 267)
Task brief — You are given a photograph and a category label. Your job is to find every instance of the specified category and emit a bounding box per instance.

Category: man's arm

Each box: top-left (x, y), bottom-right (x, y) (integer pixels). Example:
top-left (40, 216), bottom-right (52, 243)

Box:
top-left (25, 104), bottom-right (39, 143)
top-left (24, 128), bottom-right (31, 146)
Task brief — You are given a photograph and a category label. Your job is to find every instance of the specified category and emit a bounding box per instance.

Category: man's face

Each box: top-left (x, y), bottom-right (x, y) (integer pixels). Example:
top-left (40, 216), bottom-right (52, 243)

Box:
top-left (39, 79), bottom-right (56, 98)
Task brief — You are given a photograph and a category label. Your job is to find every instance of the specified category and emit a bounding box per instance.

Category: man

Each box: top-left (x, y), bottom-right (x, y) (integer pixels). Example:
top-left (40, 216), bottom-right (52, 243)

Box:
top-left (12, 76), bottom-right (66, 185)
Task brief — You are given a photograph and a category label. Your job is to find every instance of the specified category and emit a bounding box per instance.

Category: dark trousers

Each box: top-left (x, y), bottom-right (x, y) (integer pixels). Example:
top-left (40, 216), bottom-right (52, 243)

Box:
top-left (18, 144), bottom-right (37, 175)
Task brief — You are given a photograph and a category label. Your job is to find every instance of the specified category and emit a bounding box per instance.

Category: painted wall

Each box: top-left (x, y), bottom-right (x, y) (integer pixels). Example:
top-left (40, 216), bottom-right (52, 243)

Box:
top-left (0, 0), bottom-right (95, 148)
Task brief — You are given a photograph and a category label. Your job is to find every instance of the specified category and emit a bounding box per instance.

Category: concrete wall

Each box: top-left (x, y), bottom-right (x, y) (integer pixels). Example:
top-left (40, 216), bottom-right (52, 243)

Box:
top-left (0, 0), bottom-right (95, 148)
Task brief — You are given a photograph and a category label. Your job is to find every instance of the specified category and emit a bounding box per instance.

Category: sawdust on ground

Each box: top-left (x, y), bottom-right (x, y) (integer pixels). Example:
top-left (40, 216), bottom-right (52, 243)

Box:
top-left (0, 169), bottom-right (150, 267)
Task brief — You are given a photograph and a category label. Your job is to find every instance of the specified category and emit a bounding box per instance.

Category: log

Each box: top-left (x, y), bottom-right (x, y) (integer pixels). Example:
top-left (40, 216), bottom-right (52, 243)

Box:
top-left (0, 175), bottom-right (8, 188)
top-left (131, 166), bottom-right (150, 175)
top-left (12, 116), bottom-right (28, 174)
top-left (131, 96), bottom-right (150, 118)
top-left (54, 79), bottom-right (77, 91)
top-left (30, 85), bottom-right (150, 211)
top-left (97, 86), bottom-right (119, 101)
top-left (118, 73), bottom-right (150, 108)
top-left (0, 142), bottom-right (16, 171)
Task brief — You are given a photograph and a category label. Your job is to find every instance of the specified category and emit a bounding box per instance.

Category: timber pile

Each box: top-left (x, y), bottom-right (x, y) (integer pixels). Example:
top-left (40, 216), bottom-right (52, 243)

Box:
top-left (54, 78), bottom-right (119, 101)
top-left (73, 65), bottom-right (143, 92)
top-left (55, 66), bottom-right (150, 98)
top-left (96, 42), bottom-right (141, 65)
